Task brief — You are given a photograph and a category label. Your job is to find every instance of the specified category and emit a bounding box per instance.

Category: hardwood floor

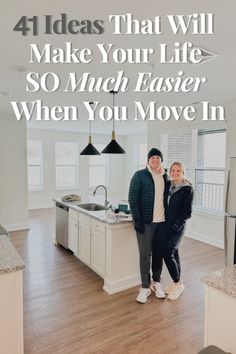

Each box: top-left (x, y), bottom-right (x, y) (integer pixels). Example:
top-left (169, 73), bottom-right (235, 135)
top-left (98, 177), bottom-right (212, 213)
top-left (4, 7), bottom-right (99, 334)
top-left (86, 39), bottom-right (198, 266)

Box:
top-left (10, 209), bottom-right (224, 354)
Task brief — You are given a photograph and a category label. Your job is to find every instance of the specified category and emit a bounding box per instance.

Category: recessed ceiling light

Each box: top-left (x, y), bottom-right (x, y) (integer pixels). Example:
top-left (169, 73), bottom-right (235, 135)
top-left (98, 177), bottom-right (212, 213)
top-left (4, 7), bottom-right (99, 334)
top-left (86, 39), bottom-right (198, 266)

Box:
top-left (17, 66), bottom-right (28, 73)
top-left (10, 65), bottom-right (28, 74)
top-left (0, 91), bottom-right (10, 96)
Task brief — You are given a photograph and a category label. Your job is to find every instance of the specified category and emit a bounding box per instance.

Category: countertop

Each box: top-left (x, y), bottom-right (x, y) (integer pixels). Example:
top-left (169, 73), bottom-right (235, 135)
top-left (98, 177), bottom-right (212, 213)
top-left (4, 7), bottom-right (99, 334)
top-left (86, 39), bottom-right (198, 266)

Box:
top-left (202, 265), bottom-right (236, 298)
top-left (54, 198), bottom-right (133, 225)
top-left (0, 235), bottom-right (25, 274)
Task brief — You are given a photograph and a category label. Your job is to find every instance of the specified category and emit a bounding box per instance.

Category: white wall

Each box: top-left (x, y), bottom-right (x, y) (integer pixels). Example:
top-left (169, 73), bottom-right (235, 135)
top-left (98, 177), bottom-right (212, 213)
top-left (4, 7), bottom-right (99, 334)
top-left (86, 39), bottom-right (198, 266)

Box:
top-left (27, 128), bottom-right (125, 208)
top-left (147, 113), bottom-right (226, 248)
top-left (0, 115), bottom-right (29, 231)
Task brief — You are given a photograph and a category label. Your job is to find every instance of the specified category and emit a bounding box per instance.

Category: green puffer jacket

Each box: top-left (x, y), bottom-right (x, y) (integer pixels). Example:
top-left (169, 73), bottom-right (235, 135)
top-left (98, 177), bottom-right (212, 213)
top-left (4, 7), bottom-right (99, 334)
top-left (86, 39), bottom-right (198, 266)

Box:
top-left (128, 168), bottom-right (169, 223)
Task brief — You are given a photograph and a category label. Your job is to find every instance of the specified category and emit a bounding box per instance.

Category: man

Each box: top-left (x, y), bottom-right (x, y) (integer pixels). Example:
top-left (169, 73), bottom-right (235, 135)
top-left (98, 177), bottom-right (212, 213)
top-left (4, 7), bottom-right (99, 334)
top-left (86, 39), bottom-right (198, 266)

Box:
top-left (128, 148), bottom-right (169, 303)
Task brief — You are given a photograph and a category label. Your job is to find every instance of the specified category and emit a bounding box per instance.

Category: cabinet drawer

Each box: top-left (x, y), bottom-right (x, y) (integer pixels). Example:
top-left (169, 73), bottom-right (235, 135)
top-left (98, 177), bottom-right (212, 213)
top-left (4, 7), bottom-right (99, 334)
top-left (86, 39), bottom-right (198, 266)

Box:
top-left (91, 218), bottom-right (106, 234)
top-left (69, 208), bottom-right (79, 221)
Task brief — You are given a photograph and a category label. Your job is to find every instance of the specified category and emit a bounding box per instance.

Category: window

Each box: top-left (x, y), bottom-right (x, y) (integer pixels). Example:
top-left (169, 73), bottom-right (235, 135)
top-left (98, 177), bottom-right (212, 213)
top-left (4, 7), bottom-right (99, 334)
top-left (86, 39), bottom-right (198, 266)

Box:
top-left (161, 128), bottom-right (226, 212)
top-left (89, 144), bottom-right (108, 187)
top-left (55, 142), bottom-right (79, 188)
top-left (161, 128), bottom-right (192, 179)
top-left (134, 143), bottom-right (147, 170)
top-left (27, 140), bottom-right (43, 191)
top-left (195, 129), bottom-right (226, 211)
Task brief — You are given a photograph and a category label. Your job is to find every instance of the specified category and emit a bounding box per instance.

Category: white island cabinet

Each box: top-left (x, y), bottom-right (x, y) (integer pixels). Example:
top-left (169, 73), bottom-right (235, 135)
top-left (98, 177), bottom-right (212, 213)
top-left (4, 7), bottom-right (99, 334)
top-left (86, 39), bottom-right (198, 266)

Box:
top-left (74, 208), bottom-right (140, 294)
top-left (78, 213), bottom-right (91, 266)
top-left (54, 199), bottom-right (140, 294)
top-left (103, 222), bottom-right (140, 294)
top-left (0, 235), bottom-right (25, 354)
top-left (91, 218), bottom-right (106, 277)
top-left (202, 266), bottom-right (236, 354)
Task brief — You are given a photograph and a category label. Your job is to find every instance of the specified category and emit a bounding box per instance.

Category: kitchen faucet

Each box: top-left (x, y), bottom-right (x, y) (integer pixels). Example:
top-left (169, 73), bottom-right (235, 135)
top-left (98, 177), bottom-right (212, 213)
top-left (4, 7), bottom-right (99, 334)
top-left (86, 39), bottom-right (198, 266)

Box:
top-left (93, 185), bottom-right (109, 206)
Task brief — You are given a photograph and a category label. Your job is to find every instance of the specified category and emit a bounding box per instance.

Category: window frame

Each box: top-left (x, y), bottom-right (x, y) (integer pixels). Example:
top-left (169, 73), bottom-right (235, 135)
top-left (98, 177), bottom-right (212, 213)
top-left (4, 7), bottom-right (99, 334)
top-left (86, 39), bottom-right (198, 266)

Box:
top-left (194, 128), bottom-right (226, 212)
top-left (160, 128), bottom-right (226, 213)
top-left (27, 140), bottom-right (44, 192)
top-left (88, 144), bottom-right (109, 188)
top-left (55, 141), bottom-right (79, 190)
top-left (133, 143), bottom-right (147, 171)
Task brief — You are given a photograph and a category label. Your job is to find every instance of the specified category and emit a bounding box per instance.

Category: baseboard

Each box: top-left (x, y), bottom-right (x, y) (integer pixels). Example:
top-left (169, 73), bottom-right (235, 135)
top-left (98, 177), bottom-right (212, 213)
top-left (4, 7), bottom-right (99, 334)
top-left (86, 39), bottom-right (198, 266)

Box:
top-left (28, 202), bottom-right (54, 210)
top-left (103, 274), bottom-right (141, 295)
top-left (186, 231), bottom-right (224, 249)
top-left (6, 222), bottom-right (30, 232)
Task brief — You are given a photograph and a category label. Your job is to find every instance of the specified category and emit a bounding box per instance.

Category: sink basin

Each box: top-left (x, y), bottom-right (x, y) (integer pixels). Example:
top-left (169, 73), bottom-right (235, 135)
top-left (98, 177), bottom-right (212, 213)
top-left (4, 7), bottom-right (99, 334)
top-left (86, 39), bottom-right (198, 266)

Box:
top-left (78, 203), bottom-right (109, 211)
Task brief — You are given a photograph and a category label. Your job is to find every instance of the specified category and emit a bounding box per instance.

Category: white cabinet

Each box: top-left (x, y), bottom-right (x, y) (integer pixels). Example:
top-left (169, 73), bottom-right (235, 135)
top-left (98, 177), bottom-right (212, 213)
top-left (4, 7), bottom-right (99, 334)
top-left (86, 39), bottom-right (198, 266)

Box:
top-left (78, 213), bottom-right (91, 266)
top-left (0, 271), bottom-right (24, 354)
top-left (204, 285), bottom-right (236, 353)
top-left (91, 219), bottom-right (106, 277)
top-left (67, 206), bottom-right (140, 294)
top-left (68, 209), bottom-right (79, 255)
top-left (0, 235), bottom-right (24, 354)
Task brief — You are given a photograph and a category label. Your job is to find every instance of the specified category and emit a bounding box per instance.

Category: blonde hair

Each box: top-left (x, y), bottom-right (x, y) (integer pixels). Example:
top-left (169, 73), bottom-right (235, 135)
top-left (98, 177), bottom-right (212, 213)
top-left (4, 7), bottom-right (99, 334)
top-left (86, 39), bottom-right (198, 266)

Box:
top-left (169, 161), bottom-right (186, 176)
top-left (169, 161), bottom-right (192, 185)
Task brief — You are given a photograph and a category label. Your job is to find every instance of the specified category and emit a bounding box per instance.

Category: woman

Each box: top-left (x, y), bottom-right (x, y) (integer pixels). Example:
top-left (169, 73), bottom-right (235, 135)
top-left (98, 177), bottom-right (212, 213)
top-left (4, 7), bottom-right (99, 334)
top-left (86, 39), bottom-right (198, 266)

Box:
top-left (163, 162), bottom-right (194, 300)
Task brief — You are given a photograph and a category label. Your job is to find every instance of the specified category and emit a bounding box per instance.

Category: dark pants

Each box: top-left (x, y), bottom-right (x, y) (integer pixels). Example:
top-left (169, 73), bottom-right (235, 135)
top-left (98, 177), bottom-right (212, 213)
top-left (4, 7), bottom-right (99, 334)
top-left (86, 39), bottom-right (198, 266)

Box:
top-left (163, 248), bottom-right (181, 282)
top-left (162, 227), bottom-right (185, 282)
top-left (136, 222), bottom-right (165, 288)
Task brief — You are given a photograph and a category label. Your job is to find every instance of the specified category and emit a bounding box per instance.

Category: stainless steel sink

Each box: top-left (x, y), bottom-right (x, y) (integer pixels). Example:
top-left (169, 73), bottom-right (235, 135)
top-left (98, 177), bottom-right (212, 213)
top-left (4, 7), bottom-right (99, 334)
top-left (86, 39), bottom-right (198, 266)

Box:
top-left (78, 203), bottom-right (109, 211)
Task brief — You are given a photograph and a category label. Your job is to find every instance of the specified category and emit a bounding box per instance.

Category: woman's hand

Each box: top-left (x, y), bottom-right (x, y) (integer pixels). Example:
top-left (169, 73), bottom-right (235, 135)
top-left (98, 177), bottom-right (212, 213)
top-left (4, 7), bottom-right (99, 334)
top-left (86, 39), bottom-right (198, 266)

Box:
top-left (171, 223), bottom-right (184, 232)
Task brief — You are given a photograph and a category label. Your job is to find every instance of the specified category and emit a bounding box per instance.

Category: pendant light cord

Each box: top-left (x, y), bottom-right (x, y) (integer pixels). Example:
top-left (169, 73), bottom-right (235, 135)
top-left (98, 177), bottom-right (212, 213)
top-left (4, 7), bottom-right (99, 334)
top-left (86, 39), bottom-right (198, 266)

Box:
top-left (89, 102), bottom-right (93, 144)
top-left (111, 90), bottom-right (117, 140)
top-left (89, 120), bottom-right (92, 144)
top-left (112, 91), bottom-right (115, 133)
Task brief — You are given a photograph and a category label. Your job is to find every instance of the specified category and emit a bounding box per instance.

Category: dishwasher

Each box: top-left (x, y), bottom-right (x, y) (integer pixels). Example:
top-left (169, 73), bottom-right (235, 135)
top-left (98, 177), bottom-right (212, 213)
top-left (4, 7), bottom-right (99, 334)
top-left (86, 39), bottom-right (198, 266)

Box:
top-left (56, 202), bottom-right (69, 249)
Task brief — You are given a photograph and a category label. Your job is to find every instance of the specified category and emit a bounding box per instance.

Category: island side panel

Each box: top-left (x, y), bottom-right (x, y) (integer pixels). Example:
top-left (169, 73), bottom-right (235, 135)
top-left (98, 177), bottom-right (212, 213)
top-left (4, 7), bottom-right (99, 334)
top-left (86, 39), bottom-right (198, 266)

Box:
top-left (204, 285), bottom-right (236, 353)
top-left (0, 270), bottom-right (24, 354)
top-left (104, 223), bottom-right (140, 294)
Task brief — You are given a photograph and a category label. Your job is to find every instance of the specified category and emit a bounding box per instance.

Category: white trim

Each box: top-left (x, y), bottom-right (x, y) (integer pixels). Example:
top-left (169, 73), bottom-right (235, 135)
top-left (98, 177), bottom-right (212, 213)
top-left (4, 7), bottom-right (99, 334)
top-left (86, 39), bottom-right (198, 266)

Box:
top-left (6, 223), bottom-right (30, 232)
top-left (103, 274), bottom-right (141, 295)
top-left (28, 203), bottom-right (54, 210)
top-left (193, 208), bottom-right (225, 220)
top-left (185, 231), bottom-right (224, 249)
top-left (55, 186), bottom-right (79, 191)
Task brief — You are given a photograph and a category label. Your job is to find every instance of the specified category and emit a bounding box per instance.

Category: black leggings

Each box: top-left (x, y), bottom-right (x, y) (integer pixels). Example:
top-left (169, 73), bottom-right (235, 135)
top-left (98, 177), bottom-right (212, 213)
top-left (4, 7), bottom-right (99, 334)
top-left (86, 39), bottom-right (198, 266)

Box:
top-left (163, 247), bottom-right (181, 282)
top-left (153, 226), bottom-right (184, 283)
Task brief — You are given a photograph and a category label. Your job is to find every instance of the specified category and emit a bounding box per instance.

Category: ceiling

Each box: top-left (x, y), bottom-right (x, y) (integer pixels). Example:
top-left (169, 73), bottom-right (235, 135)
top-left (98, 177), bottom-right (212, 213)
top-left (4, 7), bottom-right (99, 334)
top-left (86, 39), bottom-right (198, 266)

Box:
top-left (0, 0), bottom-right (235, 135)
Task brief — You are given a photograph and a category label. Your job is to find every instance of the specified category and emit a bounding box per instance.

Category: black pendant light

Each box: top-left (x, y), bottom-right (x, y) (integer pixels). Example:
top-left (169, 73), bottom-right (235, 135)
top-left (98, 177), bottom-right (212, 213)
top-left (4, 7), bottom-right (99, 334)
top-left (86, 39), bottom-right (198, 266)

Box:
top-left (80, 102), bottom-right (100, 155)
top-left (102, 91), bottom-right (126, 154)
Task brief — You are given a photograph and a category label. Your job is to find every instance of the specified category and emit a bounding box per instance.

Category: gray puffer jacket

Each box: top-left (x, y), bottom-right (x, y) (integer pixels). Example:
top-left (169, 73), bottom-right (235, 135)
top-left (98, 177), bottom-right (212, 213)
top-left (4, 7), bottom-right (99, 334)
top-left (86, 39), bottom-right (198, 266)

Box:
top-left (128, 168), bottom-right (169, 223)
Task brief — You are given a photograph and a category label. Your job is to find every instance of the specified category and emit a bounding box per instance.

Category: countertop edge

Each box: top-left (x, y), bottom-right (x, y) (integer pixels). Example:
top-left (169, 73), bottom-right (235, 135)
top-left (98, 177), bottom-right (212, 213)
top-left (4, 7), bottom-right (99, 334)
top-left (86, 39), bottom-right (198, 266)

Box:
top-left (202, 265), bottom-right (236, 298)
top-left (0, 235), bottom-right (25, 274)
top-left (54, 198), bottom-right (133, 225)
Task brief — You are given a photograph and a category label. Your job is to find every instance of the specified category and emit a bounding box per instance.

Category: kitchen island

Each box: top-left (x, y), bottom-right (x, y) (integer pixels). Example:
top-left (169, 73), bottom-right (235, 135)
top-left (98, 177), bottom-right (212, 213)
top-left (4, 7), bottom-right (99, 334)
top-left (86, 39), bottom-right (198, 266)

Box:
top-left (54, 199), bottom-right (140, 294)
top-left (0, 235), bottom-right (25, 354)
top-left (202, 265), bottom-right (236, 354)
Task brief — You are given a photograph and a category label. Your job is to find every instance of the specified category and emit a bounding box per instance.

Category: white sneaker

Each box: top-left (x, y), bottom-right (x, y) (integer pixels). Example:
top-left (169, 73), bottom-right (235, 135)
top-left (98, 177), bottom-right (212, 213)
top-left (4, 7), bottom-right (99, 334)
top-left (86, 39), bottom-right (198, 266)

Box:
top-left (167, 281), bottom-right (185, 300)
top-left (164, 282), bottom-right (175, 295)
top-left (136, 288), bottom-right (151, 303)
top-left (154, 282), bottom-right (166, 299)
top-left (149, 281), bottom-right (156, 293)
